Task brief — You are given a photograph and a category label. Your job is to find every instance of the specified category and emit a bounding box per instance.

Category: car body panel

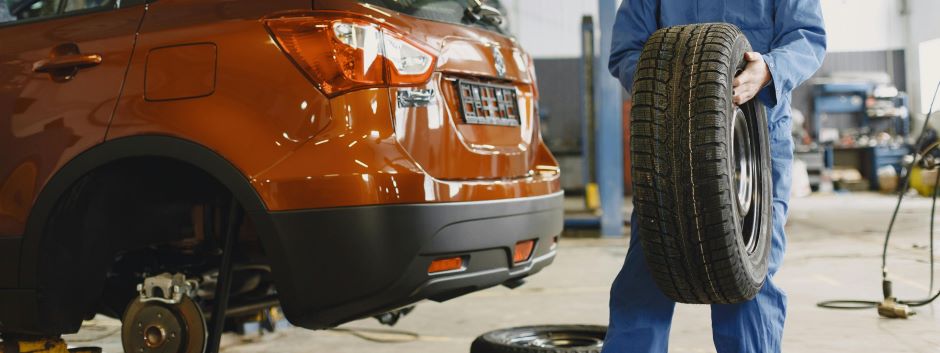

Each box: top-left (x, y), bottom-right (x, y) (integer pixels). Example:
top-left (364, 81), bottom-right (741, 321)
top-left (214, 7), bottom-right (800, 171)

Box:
top-left (109, 0), bottom-right (559, 211)
top-left (0, 0), bottom-right (564, 335)
top-left (0, 5), bottom-right (145, 238)
top-left (390, 77), bottom-right (542, 181)
top-left (0, 3), bottom-right (146, 290)
top-left (314, 0), bottom-right (545, 181)
top-left (144, 42), bottom-right (218, 101)
top-left (106, 0), bottom-right (327, 180)
top-left (253, 87), bottom-right (559, 210)
top-left (314, 0), bottom-right (531, 83)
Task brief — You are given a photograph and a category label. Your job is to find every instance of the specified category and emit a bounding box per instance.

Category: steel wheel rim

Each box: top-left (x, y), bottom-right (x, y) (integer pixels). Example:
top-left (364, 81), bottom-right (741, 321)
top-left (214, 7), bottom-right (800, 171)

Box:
top-left (507, 331), bottom-right (605, 349)
top-left (731, 106), bottom-right (759, 253)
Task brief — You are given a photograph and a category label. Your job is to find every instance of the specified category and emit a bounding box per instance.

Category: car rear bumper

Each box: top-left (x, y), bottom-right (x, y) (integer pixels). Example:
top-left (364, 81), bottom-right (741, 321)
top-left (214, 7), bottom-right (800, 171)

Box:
top-left (249, 191), bottom-right (563, 329)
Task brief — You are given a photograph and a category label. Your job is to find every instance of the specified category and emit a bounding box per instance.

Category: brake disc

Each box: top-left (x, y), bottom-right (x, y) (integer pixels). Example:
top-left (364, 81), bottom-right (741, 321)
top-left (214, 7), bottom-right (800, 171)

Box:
top-left (121, 296), bottom-right (206, 353)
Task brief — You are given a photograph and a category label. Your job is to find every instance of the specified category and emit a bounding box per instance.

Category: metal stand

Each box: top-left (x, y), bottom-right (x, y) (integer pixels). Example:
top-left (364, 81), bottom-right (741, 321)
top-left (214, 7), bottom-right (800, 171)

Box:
top-left (581, 15), bottom-right (601, 211)
top-left (596, 0), bottom-right (625, 237)
top-left (204, 200), bottom-right (242, 353)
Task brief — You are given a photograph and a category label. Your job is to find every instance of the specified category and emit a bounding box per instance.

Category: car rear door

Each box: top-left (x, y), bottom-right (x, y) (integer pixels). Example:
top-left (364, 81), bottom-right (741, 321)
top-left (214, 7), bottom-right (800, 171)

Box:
top-left (0, 0), bottom-right (145, 287)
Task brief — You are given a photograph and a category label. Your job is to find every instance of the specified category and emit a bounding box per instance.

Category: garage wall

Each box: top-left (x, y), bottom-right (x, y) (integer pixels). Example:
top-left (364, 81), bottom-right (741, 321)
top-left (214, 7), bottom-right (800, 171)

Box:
top-left (509, 0), bottom-right (913, 145)
top-left (533, 58), bottom-right (584, 153)
top-left (905, 0), bottom-right (940, 115)
top-left (502, 0), bottom-right (921, 189)
top-left (504, 0), bottom-right (907, 58)
top-left (501, 0), bottom-right (599, 59)
top-left (919, 39), bottom-right (940, 114)
top-left (821, 0), bottom-right (906, 53)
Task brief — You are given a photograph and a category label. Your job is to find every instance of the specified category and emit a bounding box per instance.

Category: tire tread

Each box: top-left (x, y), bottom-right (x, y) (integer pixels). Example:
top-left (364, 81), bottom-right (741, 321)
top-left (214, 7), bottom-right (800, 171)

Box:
top-left (630, 23), bottom-right (772, 304)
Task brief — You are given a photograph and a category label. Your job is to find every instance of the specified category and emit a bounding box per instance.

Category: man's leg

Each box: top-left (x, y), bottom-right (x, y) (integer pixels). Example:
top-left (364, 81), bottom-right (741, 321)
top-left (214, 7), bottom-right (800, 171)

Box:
top-left (710, 129), bottom-right (793, 353)
top-left (602, 212), bottom-right (677, 353)
top-left (709, 209), bottom-right (787, 353)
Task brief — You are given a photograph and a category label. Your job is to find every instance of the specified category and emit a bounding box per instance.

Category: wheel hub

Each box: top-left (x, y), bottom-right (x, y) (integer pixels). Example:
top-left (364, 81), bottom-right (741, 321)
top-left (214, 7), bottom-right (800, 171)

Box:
top-left (731, 107), bottom-right (755, 217)
top-left (730, 105), bottom-right (762, 254)
top-left (122, 296), bottom-right (206, 353)
top-left (144, 324), bottom-right (168, 348)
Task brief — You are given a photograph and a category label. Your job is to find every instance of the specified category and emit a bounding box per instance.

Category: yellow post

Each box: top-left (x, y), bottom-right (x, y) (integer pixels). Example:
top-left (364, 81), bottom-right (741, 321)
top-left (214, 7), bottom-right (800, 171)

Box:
top-left (585, 182), bottom-right (601, 211)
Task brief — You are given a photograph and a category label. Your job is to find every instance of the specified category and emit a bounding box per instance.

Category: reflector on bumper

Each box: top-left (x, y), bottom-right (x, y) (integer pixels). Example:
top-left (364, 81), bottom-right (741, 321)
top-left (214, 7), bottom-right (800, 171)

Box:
top-left (428, 257), bottom-right (464, 274)
top-left (513, 240), bottom-right (535, 264)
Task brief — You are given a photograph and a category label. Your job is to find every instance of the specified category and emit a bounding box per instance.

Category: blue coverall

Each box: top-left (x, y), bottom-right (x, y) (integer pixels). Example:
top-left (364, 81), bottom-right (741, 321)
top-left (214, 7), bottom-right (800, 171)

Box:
top-left (603, 1), bottom-right (826, 352)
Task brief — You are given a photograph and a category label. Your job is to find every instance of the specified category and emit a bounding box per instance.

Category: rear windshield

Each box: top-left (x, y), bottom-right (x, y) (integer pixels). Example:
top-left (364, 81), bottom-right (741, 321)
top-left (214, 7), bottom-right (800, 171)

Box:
top-left (358, 0), bottom-right (510, 35)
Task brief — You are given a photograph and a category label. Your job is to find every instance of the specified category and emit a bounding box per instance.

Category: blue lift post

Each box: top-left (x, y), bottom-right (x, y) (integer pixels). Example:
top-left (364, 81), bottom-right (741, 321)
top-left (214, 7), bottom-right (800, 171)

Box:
top-left (595, 0), bottom-right (625, 237)
top-left (581, 16), bottom-right (600, 212)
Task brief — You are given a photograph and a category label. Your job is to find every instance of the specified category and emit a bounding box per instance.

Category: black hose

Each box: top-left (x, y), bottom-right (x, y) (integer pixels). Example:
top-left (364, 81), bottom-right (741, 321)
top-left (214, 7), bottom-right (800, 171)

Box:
top-left (818, 80), bottom-right (940, 311)
top-left (816, 299), bottom-right (878, 309)
top-left (881, 82), bottom-right (940, 280)
top-left (329, 327), bottom-right (421, 343)
top-left (930, 165), bottom-right (939, 296)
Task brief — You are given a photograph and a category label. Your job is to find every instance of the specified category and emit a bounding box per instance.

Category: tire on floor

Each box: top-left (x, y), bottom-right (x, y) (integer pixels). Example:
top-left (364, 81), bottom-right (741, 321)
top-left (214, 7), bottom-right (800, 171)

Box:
top-left (630, 23), bottom-right (773, 304)
top-left (470, 325), bottom-right (606, 353)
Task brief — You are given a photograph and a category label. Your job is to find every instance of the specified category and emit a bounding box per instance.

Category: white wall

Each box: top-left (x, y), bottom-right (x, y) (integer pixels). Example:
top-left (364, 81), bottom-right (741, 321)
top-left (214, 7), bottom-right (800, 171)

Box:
top-left (503, 0), bottom-right (906, 58)
top-left (905, 0), bottom-right (940, 115)
top-left (918, 38), bottom-right (940, 114)
top-left (502, 0), bottom-right (600, 59)
top-left (821, 0), bottom-right (906, 53)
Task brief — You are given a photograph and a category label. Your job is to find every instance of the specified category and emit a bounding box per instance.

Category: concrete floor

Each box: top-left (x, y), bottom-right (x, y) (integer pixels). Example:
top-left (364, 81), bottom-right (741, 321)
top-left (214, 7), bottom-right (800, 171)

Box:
top-left (65, 193), bottom-right (940, 352)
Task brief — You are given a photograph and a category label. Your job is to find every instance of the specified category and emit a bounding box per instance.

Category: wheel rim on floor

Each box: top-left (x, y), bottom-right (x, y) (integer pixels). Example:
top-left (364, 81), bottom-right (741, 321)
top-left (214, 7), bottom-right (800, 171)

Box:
top-left (731, 104), bottom-right (762, 255)
top-left (506, 330), bottom-right (605, 349)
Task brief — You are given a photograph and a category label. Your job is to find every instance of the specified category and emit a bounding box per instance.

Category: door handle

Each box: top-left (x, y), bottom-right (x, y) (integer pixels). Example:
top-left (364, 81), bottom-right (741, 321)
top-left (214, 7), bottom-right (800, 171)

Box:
top-left (32, 53), bottom-right (102, 73)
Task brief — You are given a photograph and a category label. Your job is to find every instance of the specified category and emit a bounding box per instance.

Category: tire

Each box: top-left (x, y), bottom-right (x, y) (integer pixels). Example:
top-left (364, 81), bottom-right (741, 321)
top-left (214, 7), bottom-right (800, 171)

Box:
top-left (630, 23), bottom-right (773, 304)
top-left (470, 325), bottom-right (606, 353)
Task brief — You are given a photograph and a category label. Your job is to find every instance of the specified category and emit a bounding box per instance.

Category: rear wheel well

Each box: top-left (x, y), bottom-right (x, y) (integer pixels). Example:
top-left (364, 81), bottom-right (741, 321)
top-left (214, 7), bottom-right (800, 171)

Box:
top-left (39, 157), bottom-right (236, 325)
top-left (44, 156), bottom-right (230, 254)
top-left (21, 136), bottom-right (273, 335)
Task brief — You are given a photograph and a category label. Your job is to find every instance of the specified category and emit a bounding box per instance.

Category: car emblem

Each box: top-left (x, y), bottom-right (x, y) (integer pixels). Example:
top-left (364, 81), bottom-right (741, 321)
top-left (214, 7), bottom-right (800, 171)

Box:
top-left (492, 46), bottom-right (506, 78)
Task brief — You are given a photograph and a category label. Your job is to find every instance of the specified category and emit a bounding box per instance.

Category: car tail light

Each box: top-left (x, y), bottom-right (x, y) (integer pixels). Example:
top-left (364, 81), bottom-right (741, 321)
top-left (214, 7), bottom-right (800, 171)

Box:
top-left (266, 14), bottom-right (436, 97)
top-left (428, 257), bottom-right (464, 274)
top-left (513, 240), bottom-right (535, 264)
top-left (383, 32), bottom-right (434, 84)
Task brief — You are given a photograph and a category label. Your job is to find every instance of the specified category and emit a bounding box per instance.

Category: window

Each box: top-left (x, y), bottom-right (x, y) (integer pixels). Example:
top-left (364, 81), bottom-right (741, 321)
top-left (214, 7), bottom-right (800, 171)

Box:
top-left (0, 1), bottom-right (13, 22)
top-left (357, 0), bottom-right (511, 35)
top-left (0, 0), bottom-right (113, 24)
top-left (64, 0), bottom-right (111, 13)
top-left (1, 0), bottom-right (61, 22)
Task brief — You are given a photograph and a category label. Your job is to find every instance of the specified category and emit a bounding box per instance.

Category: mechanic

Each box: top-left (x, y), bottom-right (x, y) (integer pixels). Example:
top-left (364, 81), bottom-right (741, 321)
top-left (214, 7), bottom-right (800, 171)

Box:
top-left (603, 1), bottom-right (826, 352)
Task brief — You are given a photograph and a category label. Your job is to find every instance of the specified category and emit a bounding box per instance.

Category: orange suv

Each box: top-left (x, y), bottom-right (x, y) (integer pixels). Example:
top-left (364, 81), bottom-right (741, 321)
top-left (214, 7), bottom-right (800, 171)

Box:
top-left (0, 0), bottom-right (562, 340)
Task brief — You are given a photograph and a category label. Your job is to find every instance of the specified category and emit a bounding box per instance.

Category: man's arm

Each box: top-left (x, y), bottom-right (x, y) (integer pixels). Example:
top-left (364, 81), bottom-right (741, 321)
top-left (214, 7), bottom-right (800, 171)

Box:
top-left (756, 0), bottom-right (827, 108)
top-left (608, 0), bottom-right (659, 92)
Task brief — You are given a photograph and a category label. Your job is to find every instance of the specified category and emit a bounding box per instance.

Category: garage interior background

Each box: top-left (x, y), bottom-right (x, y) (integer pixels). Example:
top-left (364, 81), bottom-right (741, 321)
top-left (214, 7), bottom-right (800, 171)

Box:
top-left (501, 0), bottom-right (940, 191)
top-left (21, 0), bottom-right (940, 351)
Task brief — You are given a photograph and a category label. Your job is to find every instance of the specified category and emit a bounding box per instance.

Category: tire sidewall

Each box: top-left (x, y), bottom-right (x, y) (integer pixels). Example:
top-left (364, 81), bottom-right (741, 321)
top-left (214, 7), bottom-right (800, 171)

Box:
top-left (471, 325), bottom-right (606, 353)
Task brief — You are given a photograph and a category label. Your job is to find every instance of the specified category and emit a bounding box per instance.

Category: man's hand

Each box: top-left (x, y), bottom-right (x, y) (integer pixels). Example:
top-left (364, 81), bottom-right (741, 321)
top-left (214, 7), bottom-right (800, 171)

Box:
top-left (732, 52), bottom-right (772, 105)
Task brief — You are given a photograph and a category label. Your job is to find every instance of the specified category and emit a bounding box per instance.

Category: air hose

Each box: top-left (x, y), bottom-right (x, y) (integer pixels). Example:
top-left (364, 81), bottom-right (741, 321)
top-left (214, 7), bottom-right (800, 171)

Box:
top-left (817, 81), bottom-right (940, 317)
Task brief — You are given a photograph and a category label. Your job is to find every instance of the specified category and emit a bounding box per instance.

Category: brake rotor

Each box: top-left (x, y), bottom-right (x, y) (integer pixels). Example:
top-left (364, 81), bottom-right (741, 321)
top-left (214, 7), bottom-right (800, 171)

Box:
top-left (121, 296), bottom-right (206, 353)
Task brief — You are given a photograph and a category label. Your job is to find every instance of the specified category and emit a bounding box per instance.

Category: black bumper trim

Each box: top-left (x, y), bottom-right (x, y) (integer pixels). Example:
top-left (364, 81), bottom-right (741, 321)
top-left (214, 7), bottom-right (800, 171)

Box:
top-left (250, 191), bottom-right (564, 329)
